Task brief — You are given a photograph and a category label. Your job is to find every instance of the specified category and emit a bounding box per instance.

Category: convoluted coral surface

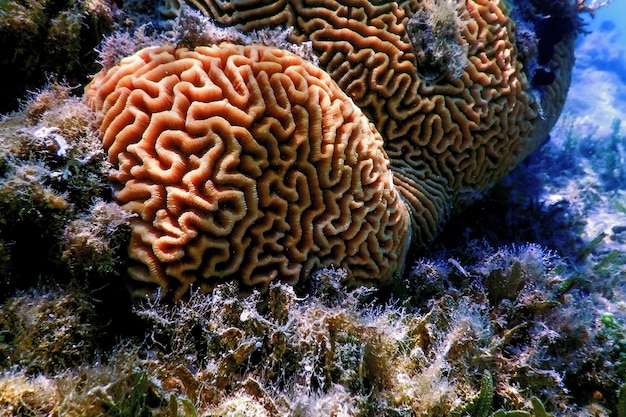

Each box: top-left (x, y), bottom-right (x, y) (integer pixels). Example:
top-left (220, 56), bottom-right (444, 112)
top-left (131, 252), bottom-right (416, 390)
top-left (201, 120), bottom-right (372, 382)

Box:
top-left (181, 0), bottom-right (577, 244)
top-left (86, 0), bottom-right (578, 297)
top-left (86, 44), bottom-right (411, 299)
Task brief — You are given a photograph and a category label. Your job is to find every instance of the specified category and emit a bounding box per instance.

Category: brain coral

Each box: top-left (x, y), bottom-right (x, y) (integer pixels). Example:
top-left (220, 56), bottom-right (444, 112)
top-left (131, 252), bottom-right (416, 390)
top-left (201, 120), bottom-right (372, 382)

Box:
top-left (86, 0), bottom-right (578, 298)
top-left (85, 44), bottom-right (411, 299)
top-left (181, 0), bottom-right (577, 244)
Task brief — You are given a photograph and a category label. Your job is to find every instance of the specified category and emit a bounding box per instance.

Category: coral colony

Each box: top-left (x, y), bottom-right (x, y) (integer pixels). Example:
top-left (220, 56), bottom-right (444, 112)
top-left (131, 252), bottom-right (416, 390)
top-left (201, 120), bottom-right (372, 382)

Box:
top-left (86, 0), bottom-right (575, 299)
top-left (1, 0), bottom-right (625, 416)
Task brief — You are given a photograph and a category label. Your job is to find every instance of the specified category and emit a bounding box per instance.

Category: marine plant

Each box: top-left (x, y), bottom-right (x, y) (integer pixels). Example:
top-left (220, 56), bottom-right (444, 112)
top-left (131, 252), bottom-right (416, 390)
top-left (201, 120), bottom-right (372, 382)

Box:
top-left (599, 118), bottom-right (626, 190)
top-left (0, 236), bottom-right (619, 415)
top-left (0, 0), bottom-right (115, 112)
top-left (0, 287), bottom-right (99, 374)
top-left (62, 200), bottom-right (134, 277)
top-left (599, 312), bottom-right (626, 383)
top-left (0, 83), bottom-right (133, 300)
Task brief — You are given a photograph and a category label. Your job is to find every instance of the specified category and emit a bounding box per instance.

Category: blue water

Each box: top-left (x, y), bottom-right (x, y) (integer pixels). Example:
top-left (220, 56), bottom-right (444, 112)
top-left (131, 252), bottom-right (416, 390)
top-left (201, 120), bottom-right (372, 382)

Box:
top-left (558, 0), bottom-right (626, 138)
top-left (586, 0), bottom-right (626, 37)
top-left (537, 0), bottom-right (626, 255)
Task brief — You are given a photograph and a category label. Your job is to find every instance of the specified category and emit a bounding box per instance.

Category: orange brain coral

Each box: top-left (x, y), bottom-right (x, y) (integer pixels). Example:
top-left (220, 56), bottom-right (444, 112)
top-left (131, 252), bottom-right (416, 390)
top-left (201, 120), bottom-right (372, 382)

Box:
top-left (183, 0), bottom-right (576, 244)
top-left (86, 44), bottom-right (411, 299)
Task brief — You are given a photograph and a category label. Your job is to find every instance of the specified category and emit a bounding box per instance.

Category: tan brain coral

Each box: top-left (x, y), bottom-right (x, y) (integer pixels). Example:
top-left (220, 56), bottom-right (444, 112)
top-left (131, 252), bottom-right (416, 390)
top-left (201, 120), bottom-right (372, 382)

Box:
top-left (86, 0), bottom-right (578, 298)
top-left (85, 44), bottom-right (411, 299)
top-left (182, 0), bottom-right (576, 244)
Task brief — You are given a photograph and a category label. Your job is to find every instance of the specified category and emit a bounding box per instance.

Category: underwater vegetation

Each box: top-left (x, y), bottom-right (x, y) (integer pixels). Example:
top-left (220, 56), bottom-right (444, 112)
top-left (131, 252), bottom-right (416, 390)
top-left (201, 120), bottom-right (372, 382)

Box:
top-left (0, 0), bottom-right (114, 113)
top-left (1, 240), bottom-right (625, 416)
top-left (0, 84), bottom-right (127, 293)
top-left (1, 0), bottom-right (626, 416)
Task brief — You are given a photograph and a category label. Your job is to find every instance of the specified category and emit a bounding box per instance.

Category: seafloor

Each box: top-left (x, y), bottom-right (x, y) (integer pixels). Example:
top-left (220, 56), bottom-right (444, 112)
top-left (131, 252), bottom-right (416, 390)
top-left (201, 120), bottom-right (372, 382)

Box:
top-left (1, 1), bottom-right (626, 416)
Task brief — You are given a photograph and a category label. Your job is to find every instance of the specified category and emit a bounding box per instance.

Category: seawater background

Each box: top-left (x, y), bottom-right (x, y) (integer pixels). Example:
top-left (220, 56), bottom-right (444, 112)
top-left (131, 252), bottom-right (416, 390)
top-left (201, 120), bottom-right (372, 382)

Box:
top-left (530, 0), bottom-right (626, 313)
top-left (538, 0), bottom-right (626, 213)
top-left (563, 0), bottom-right (626, 136)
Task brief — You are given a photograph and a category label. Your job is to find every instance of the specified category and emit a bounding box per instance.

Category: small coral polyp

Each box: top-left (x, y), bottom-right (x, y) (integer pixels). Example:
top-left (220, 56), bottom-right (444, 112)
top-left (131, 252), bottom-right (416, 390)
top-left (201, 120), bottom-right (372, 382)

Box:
top-left (86, 0), bottom-right (577, 299)
top-left (86, 44), bottom-right (411, 299)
